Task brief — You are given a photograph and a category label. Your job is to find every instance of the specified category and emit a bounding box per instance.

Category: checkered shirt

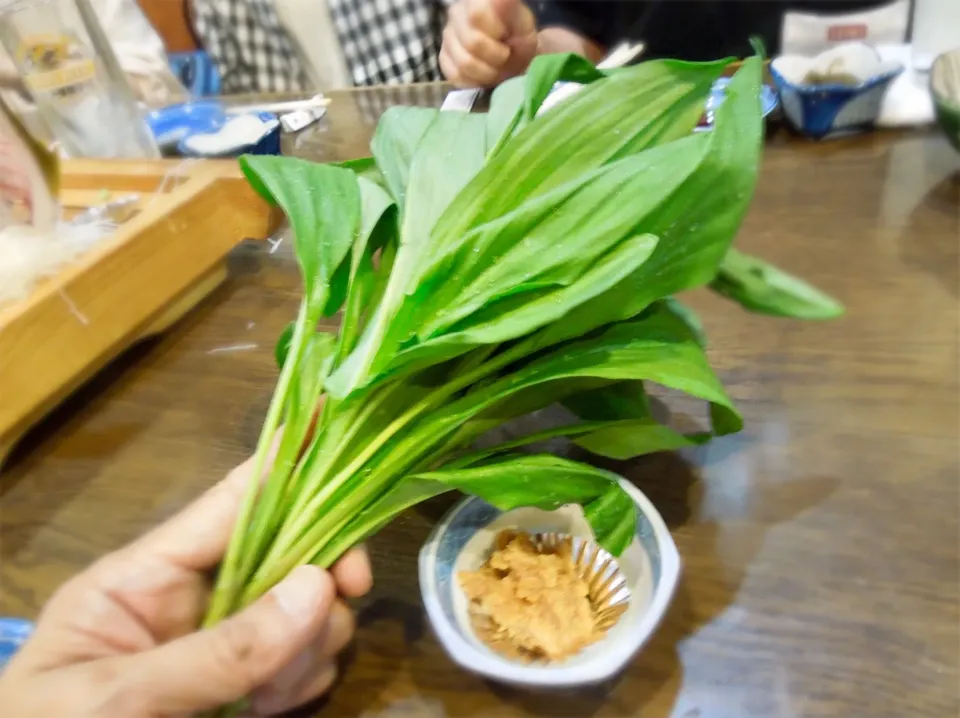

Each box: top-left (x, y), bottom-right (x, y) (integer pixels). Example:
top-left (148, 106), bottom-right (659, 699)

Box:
top-left (192, 0), bottom-right (453, 93)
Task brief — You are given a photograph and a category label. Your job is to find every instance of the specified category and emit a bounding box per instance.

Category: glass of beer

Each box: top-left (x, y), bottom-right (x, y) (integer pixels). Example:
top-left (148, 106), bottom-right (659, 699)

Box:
top-left (0, 0), bottom-right (159, 158)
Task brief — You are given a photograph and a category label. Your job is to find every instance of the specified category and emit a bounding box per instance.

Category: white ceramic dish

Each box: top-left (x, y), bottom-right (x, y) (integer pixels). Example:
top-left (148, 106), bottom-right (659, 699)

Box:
top-left (418, 479), bottom-right (680, 687)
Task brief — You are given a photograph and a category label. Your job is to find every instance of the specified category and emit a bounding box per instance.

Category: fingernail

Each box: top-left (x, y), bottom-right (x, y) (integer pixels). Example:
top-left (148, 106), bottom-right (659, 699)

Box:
top-left (270, 565), bottom-right (327, 620)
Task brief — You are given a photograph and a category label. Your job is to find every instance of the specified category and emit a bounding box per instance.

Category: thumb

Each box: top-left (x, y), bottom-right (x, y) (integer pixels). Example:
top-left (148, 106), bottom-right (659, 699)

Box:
top-left (119, 566), bottom-right (335, 714)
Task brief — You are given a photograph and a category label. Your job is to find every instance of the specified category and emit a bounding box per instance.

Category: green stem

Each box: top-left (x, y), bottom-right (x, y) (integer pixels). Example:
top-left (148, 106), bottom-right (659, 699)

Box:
top-left (204, 301), bottom-right (312, 626)
top-left (279, 381), bottom-right (403, 531)
top-left (235, 369), bottom-right (326, 582)
top-left (241, 436), bottom-right (419, 604)
top-left (254, 386), bottom-right (435, 577)
top-left (234, 312), bottom-right (364, 584)
top-left (241, 376), bottom-right (488, 602)
top-left (237, 341), bottom-right (534, 608)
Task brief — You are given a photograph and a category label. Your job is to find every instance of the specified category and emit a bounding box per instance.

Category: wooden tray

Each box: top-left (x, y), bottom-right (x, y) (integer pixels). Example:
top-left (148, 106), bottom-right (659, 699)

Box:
top-left (0, 159), bottom-right (280, 469)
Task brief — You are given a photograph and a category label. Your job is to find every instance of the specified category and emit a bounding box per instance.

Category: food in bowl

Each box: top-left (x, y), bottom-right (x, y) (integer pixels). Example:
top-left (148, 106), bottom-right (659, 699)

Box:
top-left (459, 530), bottom-right (629, 663)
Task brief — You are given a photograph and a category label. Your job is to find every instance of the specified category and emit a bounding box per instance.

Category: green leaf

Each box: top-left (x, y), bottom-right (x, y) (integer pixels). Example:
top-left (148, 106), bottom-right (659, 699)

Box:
top-left (275, 321), bottom-right (295, 369)
top-left (572, 418), bottom-right (710, 459)
top-left (522, 52), bottom-right (606, 123)
top-left (444, 421), bottom-right (617, 469)
top-left (409, 301), bottom-right (742, 460)
top-left (489, 301), bottom-right (742, 435)
top-left (562, 381), bottom-right (652, 421)
top-left (335, 177), bottom-right (397, 360)
top-left (711, 248), bottom-right (845, 319)
top-left (336, 454), bottom-right (638, 557)
top-left (239, 156), bottom-right (360, 311)
top-left (486, 54), bottom-right (609, 158)
top-left (522, 56), bottom-right (764, 353)
top-left (411, 136), bottom-right (707, 337)
top-left (326, 111), bottom-right (489, 398)
top-left (400, 111), bottom-right (489, 257)
top-left (379, 233), bottom-right (660, 383)
top-left (337, 156), bottom-right (388, 190)
top-left (443, 414), bottom-right (703, 468)
top-left (361, 130), bottom-right (719, 387)
top-left (662, 297), bottom-right (708, 348)
top-left (432, 58), bottom-right (731, 252)
top-left (441, 377), bottom-right (612, 462)
top-left (561, 381), bottom-right (710, 458)
top-left (370, 106), bottom-right (438, 208)
top-left (485, 76), bottom-right (525, 155)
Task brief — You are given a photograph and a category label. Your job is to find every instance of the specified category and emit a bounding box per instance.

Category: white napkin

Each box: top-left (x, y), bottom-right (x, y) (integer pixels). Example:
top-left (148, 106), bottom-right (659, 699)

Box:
top-left (875, 44), bottom-right (935, 128)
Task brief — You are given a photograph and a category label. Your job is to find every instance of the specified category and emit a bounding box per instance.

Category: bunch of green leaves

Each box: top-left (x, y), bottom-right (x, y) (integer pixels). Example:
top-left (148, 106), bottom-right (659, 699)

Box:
top-left (203, 53), bottom-right (842, 626)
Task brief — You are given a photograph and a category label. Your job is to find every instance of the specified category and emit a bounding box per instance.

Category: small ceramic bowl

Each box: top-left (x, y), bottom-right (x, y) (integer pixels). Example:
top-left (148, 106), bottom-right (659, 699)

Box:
top-left (0, 617), bottom-right (33, 672)
top-left (145, 102), bottom-right (282, 158)
top-left (177, 112), bottom-right (281, 159)
top-left (931, 49), bottom-right (960, 153)
top-left (145, 100), bottom-right (224, 152)
top-left (770, 44), bottom-right (904, 139)
top-left (419, 480), bottom-right (680, 687)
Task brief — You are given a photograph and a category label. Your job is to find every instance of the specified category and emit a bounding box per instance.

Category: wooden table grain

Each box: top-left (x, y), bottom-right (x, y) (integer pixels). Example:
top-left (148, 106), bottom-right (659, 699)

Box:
top-left (2, 85), bottom-right (959, 718)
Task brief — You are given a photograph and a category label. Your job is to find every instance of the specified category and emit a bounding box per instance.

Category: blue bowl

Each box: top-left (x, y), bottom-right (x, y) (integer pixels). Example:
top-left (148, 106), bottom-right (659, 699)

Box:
top-left (770, 58), bottom-right (904, 139)
top-left (176, 111), bottom-right (281, 158)
top-left (146, 102), bottom-right (281, 158)
top-left (145, 101), bottom-right (225, 151)
top-left (695, 77), bottom-right (779, 132)
top-left (0, 618), bottom-right (34, 672)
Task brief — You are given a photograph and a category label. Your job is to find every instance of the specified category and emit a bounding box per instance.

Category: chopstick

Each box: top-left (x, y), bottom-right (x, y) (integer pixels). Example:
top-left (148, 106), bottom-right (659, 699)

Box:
top-left (225, 95), bottom-right (331, 115)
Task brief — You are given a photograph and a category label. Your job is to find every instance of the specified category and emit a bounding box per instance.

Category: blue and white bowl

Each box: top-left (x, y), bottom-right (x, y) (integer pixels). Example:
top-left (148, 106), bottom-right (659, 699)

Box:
top-left (145, 100), bottom-right (224, 151)
top-left (770, 44), bottom-right (904, 139)
top-left (0, 618), bottom-right (33, 672)
top-left (418, 480), bottom-right (680, 687)
top-left (145, 102), bottom-right (281, 158)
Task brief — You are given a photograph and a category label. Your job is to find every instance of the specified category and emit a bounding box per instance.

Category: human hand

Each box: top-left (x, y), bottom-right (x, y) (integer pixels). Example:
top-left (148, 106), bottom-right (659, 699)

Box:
top-left (441, 0), bottom-right (538, 87)
top-left (0, 452), bottom-right (373, 717)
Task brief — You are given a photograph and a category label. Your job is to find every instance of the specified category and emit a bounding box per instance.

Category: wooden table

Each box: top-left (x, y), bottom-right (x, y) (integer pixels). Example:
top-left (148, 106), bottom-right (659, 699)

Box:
top-left (2, 85), bottom-right (958, 718)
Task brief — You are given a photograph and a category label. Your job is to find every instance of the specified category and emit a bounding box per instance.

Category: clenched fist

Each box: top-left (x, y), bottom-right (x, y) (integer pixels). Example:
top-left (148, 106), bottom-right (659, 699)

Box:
top-left (440, 0), bottom-right (539, 87)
